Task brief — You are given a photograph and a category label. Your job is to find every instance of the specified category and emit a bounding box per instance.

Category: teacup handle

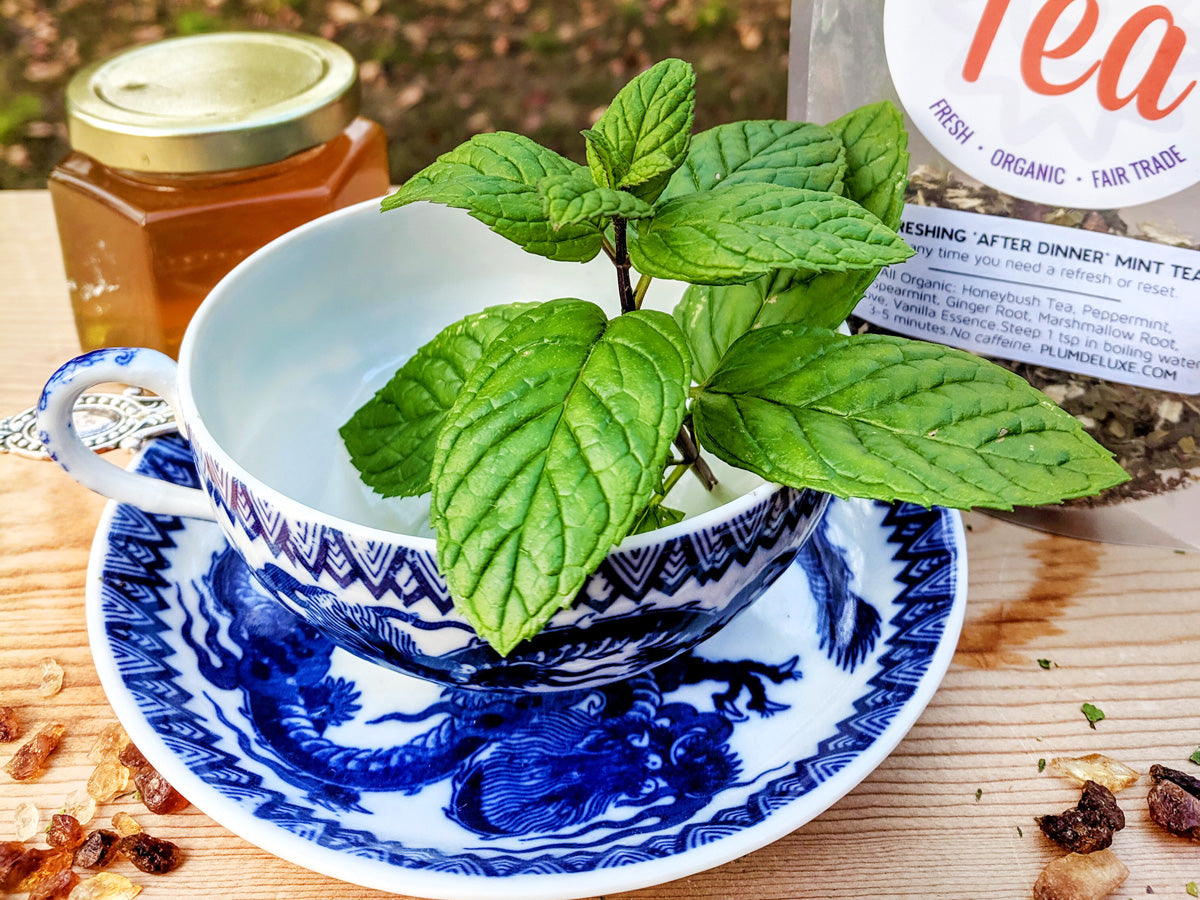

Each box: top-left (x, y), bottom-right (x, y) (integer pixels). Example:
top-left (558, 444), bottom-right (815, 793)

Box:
top-left (38, 348), bottom-right (215, 520)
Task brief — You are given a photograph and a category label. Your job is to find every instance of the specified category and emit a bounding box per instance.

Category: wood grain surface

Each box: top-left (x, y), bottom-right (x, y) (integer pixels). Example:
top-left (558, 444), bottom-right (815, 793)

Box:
top-left (2, 189), bottom-right (1198, 900)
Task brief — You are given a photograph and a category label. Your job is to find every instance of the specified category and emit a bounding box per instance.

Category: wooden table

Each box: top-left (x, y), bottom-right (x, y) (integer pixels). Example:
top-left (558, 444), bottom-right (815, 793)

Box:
top-left (2, 188), bottom-right (1198, 899)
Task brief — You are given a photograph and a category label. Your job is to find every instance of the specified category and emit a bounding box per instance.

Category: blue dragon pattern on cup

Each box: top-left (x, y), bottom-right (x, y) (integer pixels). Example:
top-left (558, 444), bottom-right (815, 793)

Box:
top-left (192, 436), bottom-right (827, 691)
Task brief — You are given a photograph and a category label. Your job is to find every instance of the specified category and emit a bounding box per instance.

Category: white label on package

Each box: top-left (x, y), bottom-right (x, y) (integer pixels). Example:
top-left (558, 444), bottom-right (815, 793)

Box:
top-left (856, 204), bottom-right (1200, 394)
top-left (883, 1), bottom-right (1200, 209)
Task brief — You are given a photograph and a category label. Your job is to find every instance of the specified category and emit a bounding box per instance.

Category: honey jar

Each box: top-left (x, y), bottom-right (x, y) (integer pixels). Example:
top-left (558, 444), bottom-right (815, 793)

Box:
top-left (48, 32), bottom-right (391, 357)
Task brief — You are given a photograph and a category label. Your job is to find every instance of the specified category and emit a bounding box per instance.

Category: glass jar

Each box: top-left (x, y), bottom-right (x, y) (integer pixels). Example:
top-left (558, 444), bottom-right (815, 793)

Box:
top-left (48, 32), bottom-right (391, 358)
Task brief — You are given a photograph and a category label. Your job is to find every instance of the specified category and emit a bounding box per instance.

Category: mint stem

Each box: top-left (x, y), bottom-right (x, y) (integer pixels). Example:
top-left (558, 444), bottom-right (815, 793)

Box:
top-left (611, 217), bottom-right (717, 491)
top-left (675, 421), bottom-right (717, 491)
top-left (633, 272), bottom-right (652, 310)
top-left (613, 217), bottom-right (636, 313)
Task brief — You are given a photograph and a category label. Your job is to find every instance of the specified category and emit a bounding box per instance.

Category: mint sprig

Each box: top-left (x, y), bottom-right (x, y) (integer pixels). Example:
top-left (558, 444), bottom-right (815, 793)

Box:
top-left (343, 59), bottom-right (1128, 654)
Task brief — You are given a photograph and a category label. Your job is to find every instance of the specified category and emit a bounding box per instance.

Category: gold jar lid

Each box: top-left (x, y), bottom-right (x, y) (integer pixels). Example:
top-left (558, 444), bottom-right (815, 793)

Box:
top-left (64, 32), bottom-right (361, 173)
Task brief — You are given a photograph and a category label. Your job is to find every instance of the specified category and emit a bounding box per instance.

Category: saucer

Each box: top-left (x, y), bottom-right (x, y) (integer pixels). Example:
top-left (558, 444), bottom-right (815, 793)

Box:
top-left (86, 436), bottom-right (966, 900)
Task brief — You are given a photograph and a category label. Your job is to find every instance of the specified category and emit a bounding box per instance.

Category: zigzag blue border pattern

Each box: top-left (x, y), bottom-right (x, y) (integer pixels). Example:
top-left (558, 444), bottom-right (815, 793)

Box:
top-left (99, 435), bottom-right (956, 878)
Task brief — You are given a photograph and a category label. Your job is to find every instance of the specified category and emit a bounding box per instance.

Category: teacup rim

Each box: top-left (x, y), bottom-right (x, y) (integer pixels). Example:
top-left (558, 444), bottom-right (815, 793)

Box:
top-left (176, 199), bottom-right (806, 553)
top-left (177, 400), bottom-right (797, 552)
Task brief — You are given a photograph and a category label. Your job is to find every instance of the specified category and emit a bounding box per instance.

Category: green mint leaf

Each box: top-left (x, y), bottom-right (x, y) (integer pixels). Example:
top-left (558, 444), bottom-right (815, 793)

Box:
top-left (581, 127), bottom-right (620, 188)
top-left (692, 326), bottom-right (1130, 510)
top-left (1038, 758), bottom-right (1046, 773)
top-left (674, 267), bottom-right (843, 384)
top-left (721, 101), bottom-right (914, 333)
top-left (382, 132), bottom-right (604, 262)
top-left (1189, 747), bottom-right (1200, 766)
top-left (339, 303), bottom-right (536, 498)
top-left (628, 502), bottom-right (685, 536)
top-left (585, 58), bottom-right (695, 203)
top-left (630, 183), bottom-right (913, 285)
top-left (660, 118), bottom-right (868, 365)
top-left (672, 277), bottom-right (783, 384)
top-left (538, 172), bottom-right (655, 229)
top-left (430, 299), bottom-right (691, 655)
top-left (659, 119), bottom-right (847, 203)
top-left (1081, 703), bottom-right (1106, 729)
top-left (673, 281), bottom-right (761, 385)
top-left (828, 100), bottom-right (910, 229)
top-left (1037, 658), bottom-right (1052, 669)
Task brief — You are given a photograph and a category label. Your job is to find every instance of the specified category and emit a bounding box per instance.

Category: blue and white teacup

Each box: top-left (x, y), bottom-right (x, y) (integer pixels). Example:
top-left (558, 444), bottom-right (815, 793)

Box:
top-left (39, 200), bottom-right (828, 692)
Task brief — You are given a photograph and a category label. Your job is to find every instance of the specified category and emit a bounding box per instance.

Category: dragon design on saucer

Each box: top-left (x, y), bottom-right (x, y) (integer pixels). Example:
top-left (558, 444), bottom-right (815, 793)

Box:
top-left (91, 436), bottom-right (965, 898)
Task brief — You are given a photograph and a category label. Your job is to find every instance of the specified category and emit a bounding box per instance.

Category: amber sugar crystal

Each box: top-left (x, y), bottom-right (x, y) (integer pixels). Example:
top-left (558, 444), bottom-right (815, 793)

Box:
top-left (4, 723), bottom-right (65, 781)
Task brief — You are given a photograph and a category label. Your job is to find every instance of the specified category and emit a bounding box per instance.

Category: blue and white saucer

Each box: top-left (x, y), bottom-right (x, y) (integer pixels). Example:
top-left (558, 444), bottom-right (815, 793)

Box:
top-left (86, 436), bottom-right (966, 900)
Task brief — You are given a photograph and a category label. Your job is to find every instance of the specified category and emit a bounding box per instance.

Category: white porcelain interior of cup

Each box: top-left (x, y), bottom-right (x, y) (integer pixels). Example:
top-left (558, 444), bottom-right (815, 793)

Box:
top-left (181, 200), bottom-right (767, 538)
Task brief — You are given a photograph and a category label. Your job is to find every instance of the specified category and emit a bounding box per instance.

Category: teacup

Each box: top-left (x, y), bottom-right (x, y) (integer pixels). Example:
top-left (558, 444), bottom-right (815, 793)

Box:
top-left (39, 200), bottom-right (828, 692)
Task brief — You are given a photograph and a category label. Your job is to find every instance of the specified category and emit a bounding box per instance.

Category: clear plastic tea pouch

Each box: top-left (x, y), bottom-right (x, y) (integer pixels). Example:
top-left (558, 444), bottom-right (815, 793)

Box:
top-left (789, 0), bottom-right (1200, 549)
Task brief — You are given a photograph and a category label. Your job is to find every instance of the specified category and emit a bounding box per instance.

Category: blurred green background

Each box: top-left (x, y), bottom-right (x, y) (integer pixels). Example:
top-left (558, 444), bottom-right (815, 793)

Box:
top-left (0, 0), bottom-right (792, 189)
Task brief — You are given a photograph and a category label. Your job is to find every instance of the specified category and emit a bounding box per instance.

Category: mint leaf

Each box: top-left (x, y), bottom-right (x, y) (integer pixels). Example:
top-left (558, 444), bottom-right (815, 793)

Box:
top-left (675, 268), bottom-right (837, 383)
top-left (430, 299), bottom-right (691, 654)
top-left (340, 302), bottom-right (537, 497)
top-left (673, 278), bottom-right (781, 384)
top-left (735, 101), bottom-right (915, 331)
top-left (660, 119), bottom-right (847, 202)
top-left (1081, 702), bottom-right (1106, 729)
top-left (585, 58), bottom-right (695, 203)
top-left (581, 127), bottom-right (620, 188)
top-left (630, 183), bottom-right (913, 285)
top-left (670, 103), bottom-right (913, 368)
top-left (756, 100), bottom-right (913, 329)
top-left (382, 132), bottom-right (604, 262)
top-left (829, 100), bottom-right (910, 229)
top-left (692, 326), bottom-right (1130, 510)
top-left (1190, 747), bottom-right (1200, 766)
top-left (538, 172), bottom-right (655, 229)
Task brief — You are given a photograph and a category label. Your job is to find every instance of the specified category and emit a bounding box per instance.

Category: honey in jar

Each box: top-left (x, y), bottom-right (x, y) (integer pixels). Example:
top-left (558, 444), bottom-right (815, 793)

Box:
top-left (48, 32), bottom-right (391, 358)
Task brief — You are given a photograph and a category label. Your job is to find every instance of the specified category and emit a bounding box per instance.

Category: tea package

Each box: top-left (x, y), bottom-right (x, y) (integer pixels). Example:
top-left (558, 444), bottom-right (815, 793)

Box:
top-left (789, 0), bottom-right (1200, 548)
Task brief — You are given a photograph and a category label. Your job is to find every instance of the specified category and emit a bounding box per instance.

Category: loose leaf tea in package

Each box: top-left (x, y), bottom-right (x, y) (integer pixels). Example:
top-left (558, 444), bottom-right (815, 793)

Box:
top-left (790, 0), bottom-right (1200, 548)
